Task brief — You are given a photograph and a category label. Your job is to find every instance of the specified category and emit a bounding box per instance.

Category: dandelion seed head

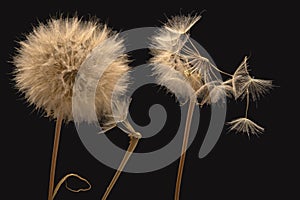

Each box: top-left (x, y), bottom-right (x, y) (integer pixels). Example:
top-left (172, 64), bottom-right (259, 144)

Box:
top-left (13, 17), bottom-right (130, 122)
top-left (151, 14), bottom-right (227, 104)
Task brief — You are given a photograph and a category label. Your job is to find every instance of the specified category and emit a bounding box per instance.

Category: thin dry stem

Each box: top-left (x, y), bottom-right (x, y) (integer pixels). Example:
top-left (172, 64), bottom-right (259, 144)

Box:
top-left (101, 135), bottom-right (140, 200)
top-left (48, 114), bottom-right (63, 200)
top-left (245, 89), bottom-right (249, 118)
top-left (175, 98), bottom-right (195, 200)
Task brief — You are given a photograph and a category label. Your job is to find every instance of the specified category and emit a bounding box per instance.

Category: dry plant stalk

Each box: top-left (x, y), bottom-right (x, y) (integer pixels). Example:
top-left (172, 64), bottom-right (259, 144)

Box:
top-left (13, 16), bottom-right (135, 200)
top-left (150, 14), bottom-right (272, 200)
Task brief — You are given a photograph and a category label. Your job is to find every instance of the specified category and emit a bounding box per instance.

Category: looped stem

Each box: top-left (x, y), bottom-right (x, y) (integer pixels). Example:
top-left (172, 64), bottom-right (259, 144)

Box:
top-left (47, 115), bottom-right (91, 200)
top-left (53, 173), bottom-right (91, 199)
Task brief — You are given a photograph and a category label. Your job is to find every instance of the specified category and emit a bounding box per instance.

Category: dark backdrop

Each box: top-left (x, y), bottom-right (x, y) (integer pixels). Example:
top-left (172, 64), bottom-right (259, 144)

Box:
top-left (1, 1), bottom-right (296, 200)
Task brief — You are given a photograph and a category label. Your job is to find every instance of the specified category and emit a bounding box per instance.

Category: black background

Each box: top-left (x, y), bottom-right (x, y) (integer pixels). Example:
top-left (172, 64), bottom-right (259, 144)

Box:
top-left (1, 1), bottom-right (297, 200)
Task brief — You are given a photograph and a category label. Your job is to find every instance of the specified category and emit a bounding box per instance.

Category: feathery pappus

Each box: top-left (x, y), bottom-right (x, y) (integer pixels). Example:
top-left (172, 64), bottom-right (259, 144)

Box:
top-left (13, 17), bottom-right (130, 123)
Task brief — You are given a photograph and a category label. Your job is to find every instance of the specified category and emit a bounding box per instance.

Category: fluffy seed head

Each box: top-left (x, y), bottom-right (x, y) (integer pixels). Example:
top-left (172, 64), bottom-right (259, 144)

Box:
top-left (72, 35), bottom-right (130, 124)
top-left (13, 17), bottom-right (130, 122)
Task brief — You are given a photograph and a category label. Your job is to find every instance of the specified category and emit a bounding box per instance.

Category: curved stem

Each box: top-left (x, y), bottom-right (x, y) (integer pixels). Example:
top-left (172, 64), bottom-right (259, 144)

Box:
top-left (101, 135), bottom-right (140, 200)
top-left (175, 98), bottom-right (195, 200)
top-left (245, 89), bottom-right (249, 118)
top-left (53, 173), bottom-right (91, 198)
top-left (48, 115), bottom-right (63, 200)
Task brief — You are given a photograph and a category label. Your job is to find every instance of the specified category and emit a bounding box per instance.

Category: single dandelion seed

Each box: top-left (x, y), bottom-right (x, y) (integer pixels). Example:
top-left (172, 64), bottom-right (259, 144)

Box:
top-left (227, 117), bottom-right (264, 136)
top-left (232, 57), bottom-right (250, 99)
top-left (165, 14), bottom-right (201, 34)
top-left (228, 86), bottom-right (267, 137)
top-left (227, 90), bottom-right (264, 138)
top-left (240, 77), bottom-right (273, 102)
top-left (231, 56), bottom-right (273, 100)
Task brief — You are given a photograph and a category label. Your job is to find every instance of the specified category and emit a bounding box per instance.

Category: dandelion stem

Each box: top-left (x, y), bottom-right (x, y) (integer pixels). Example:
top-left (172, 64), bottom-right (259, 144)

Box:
top-left (101, 135), bottom-right (140, 200)
top-left (53, 173), bottom-right (91, 198)
top-left (175, 98), bottom-right (195, 200)
top-left (245, 89), bottom-right (250, 118)
top-left (48, 114), bottom-right (63, 200)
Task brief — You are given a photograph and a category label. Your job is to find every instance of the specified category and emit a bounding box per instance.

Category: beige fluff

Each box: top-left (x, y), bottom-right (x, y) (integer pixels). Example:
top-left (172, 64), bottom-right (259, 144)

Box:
top-left (150, 15), bottom-right (231, 105)
top-left (13, 17), bottom-right (130, 123)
